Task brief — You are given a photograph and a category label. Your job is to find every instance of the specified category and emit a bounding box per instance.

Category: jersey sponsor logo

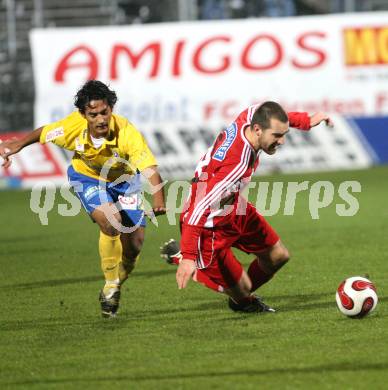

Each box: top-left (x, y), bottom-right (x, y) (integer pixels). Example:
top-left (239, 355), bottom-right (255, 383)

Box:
top-left (118, 194), bottom-right (143, 210)
top-left (212, 122), bottom-right (237, 161)
top-left (84, 185), bottom-right (102, 201)
top-left (45, 127), bottom-right (64, 142)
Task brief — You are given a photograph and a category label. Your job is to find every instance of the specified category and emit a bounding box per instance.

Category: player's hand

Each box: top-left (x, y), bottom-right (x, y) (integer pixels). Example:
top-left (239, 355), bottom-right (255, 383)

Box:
top-left (144, 206), bottom-right (167, 221)
top-left (152, 206), bottom-right (167, 216)
top-left (310, 112), bottom-right (333, 128)
top-left (0, 139), bottom-right (21, 168)
top-left (176, 259), bottom-right (196, 289)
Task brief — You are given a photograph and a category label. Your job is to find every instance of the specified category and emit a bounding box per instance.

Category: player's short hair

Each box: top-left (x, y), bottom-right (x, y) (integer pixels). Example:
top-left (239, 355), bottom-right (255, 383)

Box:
top-left (251, 101), bottom-right (288, 130)
top-left (74, 80), bottom-right (118, 113)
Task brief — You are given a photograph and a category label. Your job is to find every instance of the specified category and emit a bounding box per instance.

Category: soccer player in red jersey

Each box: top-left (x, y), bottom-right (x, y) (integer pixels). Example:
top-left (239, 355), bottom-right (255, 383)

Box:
top-left (165, 101), bottom-right (332, 312)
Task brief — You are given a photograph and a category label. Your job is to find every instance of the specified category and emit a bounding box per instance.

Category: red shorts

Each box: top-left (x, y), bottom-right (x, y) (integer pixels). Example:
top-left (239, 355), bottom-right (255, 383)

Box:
top-left (195, 203), bottom-right (279, 289)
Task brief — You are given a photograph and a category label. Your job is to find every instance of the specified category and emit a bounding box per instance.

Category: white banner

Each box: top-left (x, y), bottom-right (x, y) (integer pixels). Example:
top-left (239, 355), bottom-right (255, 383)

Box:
top-left (0, 133), bottom-right (68, 188)
top-left (30, 13), bottom-right (387, 178)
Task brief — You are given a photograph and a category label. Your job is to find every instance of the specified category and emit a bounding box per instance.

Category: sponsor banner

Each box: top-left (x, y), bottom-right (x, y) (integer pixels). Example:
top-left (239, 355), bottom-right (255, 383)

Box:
top-left (30, 12), bottom-right (388, 132)
top-left (26, 13), bottom-right (388, 181)
top-left (0, 113), bottom-right (383, 188)
top-left (351, 116), bottom-right (388, 163)
top-left (0, 133), bottom-right (68, 189)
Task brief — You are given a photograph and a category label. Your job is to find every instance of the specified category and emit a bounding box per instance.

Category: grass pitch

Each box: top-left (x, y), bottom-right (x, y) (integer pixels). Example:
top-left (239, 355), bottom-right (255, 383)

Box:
top-left (0, 166), bottom-right (387, 389)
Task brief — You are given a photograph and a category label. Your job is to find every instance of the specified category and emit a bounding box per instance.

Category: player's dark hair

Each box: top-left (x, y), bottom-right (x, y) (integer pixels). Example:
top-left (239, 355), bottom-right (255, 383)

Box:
top-left (74, 80), bottom-right (117, 113)
top-left (251, 101), bottom-right (288, 129)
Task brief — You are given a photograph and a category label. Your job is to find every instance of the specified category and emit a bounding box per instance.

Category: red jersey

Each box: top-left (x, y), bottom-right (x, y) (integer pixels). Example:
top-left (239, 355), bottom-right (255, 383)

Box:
top-left (180, 105), bottom-right (310, 260)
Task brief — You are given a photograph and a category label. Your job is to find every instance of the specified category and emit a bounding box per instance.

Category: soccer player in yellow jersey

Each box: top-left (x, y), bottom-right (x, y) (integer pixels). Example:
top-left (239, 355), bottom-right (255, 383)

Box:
top-left (0, 80), bottom-right (166, 318)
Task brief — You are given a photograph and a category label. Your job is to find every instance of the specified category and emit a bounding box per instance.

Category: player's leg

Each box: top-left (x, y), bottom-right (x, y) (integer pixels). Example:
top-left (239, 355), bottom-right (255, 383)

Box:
top-left (94, 193), bottom-right (145, 316)
top-left (160, 238), bottom-right (224, 293)
top-left (233, 203), bottom-right (285, 294)
top-left (249, 240), bottom-right (290, 292)
top-left (119, 227), bottom-right (145, 284)
top-left (68, 166), bottom-right (123, 317)
top-left (193, 270), bottom-right (225, 293)
top-left (115, 188), bottom-right (146, 284)
top-left (218, 250), bottom-right (275, 313)
top-left (91, 204), bottom-right (123, 317)
top-left (193, 228), bottom-right (275, 313)
top-left (92, 204), bottom-right (123, 291)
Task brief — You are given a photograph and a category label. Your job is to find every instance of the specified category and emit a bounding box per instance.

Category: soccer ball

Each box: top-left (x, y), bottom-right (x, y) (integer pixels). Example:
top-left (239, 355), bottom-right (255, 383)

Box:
top-left (336, 276), bottom-right (378, 318)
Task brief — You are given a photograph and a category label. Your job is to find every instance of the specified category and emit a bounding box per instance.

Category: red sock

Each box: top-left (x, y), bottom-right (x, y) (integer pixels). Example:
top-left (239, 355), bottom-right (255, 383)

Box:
top-left (193, 270), bottom-right (224, 293)
top-left (248, 259), bottom-right (273, 292)
top-left (170, 254), bottom-right (181, 265)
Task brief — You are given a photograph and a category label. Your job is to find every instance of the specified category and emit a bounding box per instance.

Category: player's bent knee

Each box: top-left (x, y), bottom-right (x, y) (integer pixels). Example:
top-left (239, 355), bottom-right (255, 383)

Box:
top-left (98, 218), bottom-right (122, 236)
top-left (92, 204), bottom-right (122, 236)
top-left (102, 225), bottom-right (120, 237)
top-left (280, 247), bottom-right (290, 264)
top-left (267, 244), bottom-right (290, 271)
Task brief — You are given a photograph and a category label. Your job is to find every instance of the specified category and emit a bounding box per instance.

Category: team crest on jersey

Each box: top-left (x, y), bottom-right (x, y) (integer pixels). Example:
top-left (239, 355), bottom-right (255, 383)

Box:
top-left (213, 122), bottom-right (237, 161)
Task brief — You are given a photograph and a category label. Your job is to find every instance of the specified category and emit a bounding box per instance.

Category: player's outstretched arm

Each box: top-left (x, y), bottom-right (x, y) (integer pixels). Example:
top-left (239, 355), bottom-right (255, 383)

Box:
top-left (310, 112), bottom-right (333, 127)
top-left (0, 127), bottom-right (43, 168)
top-left (176, 259), bottom-right (196, 289)
top-left (143, 165), bottom-right (167, 216)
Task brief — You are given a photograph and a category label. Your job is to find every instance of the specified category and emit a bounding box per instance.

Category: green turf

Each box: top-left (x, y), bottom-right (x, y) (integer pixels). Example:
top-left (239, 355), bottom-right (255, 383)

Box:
top-left (0, 166), bottom-right (387, 389)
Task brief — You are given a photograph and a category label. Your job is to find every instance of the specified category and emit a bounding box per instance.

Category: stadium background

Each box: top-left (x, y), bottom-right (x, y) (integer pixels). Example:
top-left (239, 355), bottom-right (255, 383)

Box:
top-left (1, 1), bottom-right (388, 389)
top-left (1, 0), bottom-right (388, 185)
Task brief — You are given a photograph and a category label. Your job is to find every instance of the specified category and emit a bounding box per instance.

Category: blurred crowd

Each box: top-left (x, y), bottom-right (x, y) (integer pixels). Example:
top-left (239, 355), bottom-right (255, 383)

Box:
top-left (115, 0), bottom-right (385, 23)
